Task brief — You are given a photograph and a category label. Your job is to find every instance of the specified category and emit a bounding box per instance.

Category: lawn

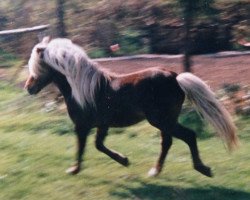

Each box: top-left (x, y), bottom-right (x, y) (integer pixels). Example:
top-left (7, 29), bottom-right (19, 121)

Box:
top-left (0, 80), bottom-right (250, 200)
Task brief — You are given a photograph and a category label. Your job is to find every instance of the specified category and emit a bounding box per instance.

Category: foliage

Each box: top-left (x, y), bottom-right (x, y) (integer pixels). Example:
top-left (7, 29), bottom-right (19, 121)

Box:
top-left (0, 49), bottom-right (19, 67)
top-left (179, 107), bottom-right (212, 139)
top-left (91, 26), bottom-right (149, 57)
top-left (178, 0), bottom-right (216, 17)
top-left (114, 29), bottom-right (149, 56)
top-left (0, 0), bottom-right (249, 57)
top-left (88, 49), bottom-right (107, 59)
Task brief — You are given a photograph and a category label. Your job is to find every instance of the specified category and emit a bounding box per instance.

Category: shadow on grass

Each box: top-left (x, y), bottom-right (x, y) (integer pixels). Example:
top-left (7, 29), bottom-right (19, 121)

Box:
top-left (111, 181), bottom-right (250, 200)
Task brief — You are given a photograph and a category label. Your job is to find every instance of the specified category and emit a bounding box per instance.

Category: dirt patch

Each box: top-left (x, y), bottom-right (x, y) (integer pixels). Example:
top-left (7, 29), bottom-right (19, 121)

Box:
top-left (98, 53), bottom-right (250, 90)
top-left (1, 53), bottom-right (249, 90)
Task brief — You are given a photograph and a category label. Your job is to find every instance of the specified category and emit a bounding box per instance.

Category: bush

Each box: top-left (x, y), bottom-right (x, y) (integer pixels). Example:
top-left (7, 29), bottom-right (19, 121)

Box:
top-left (114, 29), bottom-right (149, 56)
top-left (88, 48), bottom-right (108, 58)
top-left (179, 106), bottom-right (212, 139)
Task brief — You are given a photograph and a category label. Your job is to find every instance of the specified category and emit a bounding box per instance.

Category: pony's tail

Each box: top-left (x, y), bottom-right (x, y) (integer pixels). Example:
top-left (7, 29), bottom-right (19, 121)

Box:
top-left (176, 72), bottom-right (239, 150)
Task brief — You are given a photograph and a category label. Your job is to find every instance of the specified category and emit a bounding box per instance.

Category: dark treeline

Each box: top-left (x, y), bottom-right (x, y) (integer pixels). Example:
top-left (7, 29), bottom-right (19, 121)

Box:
top-left (0, 0), bottom-right (249, 59)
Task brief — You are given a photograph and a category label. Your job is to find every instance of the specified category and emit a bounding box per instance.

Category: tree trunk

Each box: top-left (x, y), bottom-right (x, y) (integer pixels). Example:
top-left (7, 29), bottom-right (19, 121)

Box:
top-left (182, 0), bottom-right (193, 72)
top-left (183, 14), bottom-right (192, 72)
top-left (56, 0), bottom-right (67, 37)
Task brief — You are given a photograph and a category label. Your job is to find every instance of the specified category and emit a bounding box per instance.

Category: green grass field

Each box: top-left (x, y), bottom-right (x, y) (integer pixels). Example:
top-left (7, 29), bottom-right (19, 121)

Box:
top-left (0, 80), bottom-right (250, 200)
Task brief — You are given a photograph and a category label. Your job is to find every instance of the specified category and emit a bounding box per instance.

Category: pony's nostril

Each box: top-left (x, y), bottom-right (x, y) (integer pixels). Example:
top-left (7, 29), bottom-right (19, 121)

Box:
top-left (27, 87), bottom-right (33, 95)
top-left (27, 87), bottom-right (37, 95)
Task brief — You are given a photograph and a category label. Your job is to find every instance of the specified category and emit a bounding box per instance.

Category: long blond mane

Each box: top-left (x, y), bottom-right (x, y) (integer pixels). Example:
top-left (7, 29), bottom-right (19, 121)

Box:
top-left (28, 38), bottom-right (110, 108)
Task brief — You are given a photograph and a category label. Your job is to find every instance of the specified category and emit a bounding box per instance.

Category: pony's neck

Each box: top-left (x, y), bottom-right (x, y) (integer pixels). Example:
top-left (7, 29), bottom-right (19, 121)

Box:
top-left (42, 38), bottom-right (111, 108)
top-left (52, 70), bottom-right (72, 102)
top-left (63, 58), bottom-right (110, 108)
top-left (52, 70), bottom-right (96, 125)
top-left (52, 67), bottom-right (108, 111)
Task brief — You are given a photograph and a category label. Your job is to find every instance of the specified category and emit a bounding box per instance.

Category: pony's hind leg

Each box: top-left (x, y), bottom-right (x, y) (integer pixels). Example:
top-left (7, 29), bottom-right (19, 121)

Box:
top-left (172, 123), bottom-right (213, 177)
top-left (95, 127), bottom-right (129, 166)
top-left (148, 132), bottom-right (172, 177)
top-left (144, 110), bottom-right (176, 177)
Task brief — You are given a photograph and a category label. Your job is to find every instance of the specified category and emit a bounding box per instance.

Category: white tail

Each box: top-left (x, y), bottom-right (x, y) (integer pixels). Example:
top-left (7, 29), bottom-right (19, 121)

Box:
top-left (176, 72), bottom-right (239, 150)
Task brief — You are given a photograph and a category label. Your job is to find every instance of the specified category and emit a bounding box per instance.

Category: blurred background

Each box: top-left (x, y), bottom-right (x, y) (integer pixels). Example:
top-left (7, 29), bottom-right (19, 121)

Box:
top-left (0, 0), bottom-right (249, 58)
top-left (0, 1), bottom-right (250, 200)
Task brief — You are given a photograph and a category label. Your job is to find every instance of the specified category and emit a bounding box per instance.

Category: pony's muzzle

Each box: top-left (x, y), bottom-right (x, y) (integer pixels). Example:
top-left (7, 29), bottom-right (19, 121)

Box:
top-left (24, 75), bottom-right (39, 95)
top-left (27, 86), bottom-right (40, 95)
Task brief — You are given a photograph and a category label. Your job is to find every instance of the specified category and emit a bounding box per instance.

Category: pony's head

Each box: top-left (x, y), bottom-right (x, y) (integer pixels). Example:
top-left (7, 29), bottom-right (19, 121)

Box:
top-left (25, 37), bottom-right (54, 95)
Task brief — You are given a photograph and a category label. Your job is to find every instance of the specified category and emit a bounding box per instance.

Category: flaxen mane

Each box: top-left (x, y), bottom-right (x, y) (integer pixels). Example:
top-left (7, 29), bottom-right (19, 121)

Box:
top-left (30, 38), bottom-right (110, 108)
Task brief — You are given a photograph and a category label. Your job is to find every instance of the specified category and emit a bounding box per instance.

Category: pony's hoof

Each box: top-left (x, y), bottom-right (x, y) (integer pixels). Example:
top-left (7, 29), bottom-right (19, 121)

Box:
top-left (194, 165), bottom-right (213, 177)
top-left (120, 157), bottom-right (130, 167)
top-left (148, 167), bottom-right (160, 177)
top-left (66, 165), bottom-right (80, 175)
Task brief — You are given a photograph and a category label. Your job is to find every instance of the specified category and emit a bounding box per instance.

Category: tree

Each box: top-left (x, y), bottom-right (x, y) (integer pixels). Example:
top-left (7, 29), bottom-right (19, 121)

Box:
top-left (179, 0), bottom-right (215, 72)
top-left (182, 0), bottom-right (193, 72)
top-left (56, 0), bottom-right (67, 37)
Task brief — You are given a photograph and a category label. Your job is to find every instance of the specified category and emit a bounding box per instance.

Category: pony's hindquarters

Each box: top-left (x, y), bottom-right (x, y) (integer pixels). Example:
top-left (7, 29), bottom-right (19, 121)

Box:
top-left (176, 72), bottom-right (239, 150)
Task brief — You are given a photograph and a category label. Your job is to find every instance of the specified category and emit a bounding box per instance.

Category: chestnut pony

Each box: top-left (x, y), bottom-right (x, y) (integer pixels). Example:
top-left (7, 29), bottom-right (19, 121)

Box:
top-left (25, 37), bottom-right (238, 178)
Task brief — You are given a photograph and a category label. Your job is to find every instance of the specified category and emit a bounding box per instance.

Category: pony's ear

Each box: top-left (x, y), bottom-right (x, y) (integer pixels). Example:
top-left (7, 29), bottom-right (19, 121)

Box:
top-left (36, 47), bottom-right (45, 54)
top-left (37, 47), bottom-right (45, 59)
top-left (41, 36), bottom-right (51, 44)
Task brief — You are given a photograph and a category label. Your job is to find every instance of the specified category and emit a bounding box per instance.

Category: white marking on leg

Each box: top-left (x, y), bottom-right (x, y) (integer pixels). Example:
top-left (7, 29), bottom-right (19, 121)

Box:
top-left (148, 167), bottom-right (160, 177)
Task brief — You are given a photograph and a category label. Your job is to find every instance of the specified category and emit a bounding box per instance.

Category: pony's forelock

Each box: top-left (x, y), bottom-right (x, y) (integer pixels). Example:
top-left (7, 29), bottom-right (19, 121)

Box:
top-left (28, 42), bottom-right (49, 78)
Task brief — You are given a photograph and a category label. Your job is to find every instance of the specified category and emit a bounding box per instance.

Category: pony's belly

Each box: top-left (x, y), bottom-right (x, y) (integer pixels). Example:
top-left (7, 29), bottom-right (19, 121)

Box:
top-left (109, 111), bottom-right (145, 127)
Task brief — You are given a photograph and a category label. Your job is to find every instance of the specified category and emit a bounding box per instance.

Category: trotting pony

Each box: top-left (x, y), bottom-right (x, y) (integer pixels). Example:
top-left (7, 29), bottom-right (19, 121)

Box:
top-left (25, 37), bottom-right (238, 178)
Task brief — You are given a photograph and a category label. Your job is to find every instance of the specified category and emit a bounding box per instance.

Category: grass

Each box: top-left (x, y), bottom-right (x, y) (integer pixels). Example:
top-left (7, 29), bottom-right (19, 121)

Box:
top-left (0, 49), bottom-right (21, 68)
top-left (0, 80), bottom-right (250, 200)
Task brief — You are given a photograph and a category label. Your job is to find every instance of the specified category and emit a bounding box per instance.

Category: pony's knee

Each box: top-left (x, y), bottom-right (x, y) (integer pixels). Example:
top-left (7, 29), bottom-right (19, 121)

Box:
top-left (162, 136), bottom-right (172, 147)
top-left (95, 141), bottom-right (105, 151)
top-left (174, 124), bottom-right (197, 140)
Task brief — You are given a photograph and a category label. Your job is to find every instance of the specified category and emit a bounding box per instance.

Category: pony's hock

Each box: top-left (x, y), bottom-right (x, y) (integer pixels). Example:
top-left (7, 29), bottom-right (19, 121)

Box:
top-left (25, 37), bottom-right (239, 178)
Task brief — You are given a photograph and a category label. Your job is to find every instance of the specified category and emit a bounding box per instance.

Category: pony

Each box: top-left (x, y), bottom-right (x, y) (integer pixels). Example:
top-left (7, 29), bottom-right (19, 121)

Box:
top-left (25, 37), bottom-right (238, 178)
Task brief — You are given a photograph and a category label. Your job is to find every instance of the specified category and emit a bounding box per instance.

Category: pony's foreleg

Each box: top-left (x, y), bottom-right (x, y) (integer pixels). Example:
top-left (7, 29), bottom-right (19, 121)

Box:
top-left (173, 124), bottom-right (213, 177)
top-left (95, 127), bottom-right (129, 166)
top-left (148, 133), bottom-right (172, 177)
top-left (66, 126), bottom-right (90, 175)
